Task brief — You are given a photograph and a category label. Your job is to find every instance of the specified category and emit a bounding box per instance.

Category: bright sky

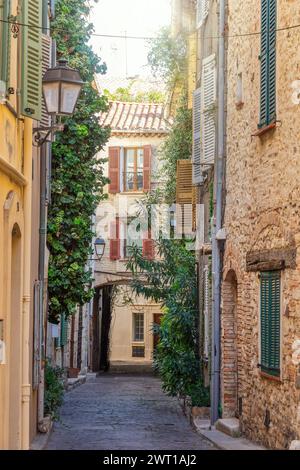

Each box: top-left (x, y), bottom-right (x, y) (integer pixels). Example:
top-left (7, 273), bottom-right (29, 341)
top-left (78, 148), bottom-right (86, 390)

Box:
top-left (89, 0), bottom-right (172, 78)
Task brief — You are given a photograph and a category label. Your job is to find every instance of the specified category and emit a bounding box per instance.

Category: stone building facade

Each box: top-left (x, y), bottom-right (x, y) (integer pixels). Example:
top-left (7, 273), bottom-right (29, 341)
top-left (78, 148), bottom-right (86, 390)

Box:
top-left (222, 0), bottom-right (300, 449)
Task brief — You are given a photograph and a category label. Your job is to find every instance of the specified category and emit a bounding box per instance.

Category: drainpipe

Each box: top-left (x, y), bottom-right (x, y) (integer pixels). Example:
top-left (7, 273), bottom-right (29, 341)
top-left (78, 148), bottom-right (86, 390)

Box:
top-left (211, 0), bottom-right (226, 425)
top-left (37, 0), bottom-right (56, 428)
top-left (37, 143), bottom-right (48, 426)
top-left (22, 118), bottom-right (33, 449)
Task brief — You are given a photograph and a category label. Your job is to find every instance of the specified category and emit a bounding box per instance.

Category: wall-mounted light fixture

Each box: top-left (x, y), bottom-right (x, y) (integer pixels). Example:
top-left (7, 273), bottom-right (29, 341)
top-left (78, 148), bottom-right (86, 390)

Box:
top-left (33, 59), bottom-right (84, 146)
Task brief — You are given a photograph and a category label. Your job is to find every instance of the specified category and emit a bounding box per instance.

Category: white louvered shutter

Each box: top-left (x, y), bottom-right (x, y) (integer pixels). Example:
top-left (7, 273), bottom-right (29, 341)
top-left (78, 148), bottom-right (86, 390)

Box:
top-left (192, 88), bottom-right (202, 185)
top-left (197, 0), bottom-right (209, 28)
top-left (203, 266), bottom-right (209, 359)
top-left (202, 54), bottom-right (216, 165)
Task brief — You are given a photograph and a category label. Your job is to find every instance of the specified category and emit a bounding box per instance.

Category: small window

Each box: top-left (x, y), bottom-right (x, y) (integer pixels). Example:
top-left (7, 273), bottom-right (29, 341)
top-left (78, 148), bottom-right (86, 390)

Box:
top-left (260, 271), bottom-right (281, 377)
top-left (124, 218), bottom-right (143, 258)
top-left (132, 346), bottom-right (145, 358)
top-left (124, 148), bottom-right (144, 191)
top-left (236, 72), bottom-right (243, 107)
top-left (133, 312), bottom-right (144, 342)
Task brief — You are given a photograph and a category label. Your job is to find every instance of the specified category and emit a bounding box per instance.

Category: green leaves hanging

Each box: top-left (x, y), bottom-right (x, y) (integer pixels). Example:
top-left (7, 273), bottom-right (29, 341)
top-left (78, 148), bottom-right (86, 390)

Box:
top-left (47, 0), bottom-right (110, 323)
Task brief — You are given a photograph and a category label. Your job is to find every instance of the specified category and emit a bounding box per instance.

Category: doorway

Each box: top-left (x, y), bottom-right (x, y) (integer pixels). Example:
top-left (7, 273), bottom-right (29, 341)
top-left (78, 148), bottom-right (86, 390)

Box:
top-left (92, 285), bottom-right (113, 372)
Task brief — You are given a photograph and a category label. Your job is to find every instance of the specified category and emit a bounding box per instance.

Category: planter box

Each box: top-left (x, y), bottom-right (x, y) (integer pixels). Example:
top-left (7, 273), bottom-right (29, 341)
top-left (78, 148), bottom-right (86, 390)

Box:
top-left (191, 406), bottom-right (210, 419)
top-left (68, 367), bottom-right (80, 379)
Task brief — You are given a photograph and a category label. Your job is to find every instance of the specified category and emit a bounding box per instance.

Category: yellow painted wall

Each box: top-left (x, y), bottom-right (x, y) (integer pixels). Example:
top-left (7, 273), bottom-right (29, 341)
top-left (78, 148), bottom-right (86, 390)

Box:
top-left (0, 0), bottom-right (34, 450)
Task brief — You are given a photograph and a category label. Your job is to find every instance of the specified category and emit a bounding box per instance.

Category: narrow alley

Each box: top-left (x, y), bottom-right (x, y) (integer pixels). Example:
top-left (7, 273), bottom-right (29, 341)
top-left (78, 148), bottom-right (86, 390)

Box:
top-left (46, 375), bottom-right (214, 450)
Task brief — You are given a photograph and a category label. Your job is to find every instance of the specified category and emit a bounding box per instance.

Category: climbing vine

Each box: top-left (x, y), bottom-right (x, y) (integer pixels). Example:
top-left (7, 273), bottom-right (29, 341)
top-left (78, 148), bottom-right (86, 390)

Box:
top-left (47, 0), bottom-right (110, 323)
top-left (147, 27), bottom-right (187, 86)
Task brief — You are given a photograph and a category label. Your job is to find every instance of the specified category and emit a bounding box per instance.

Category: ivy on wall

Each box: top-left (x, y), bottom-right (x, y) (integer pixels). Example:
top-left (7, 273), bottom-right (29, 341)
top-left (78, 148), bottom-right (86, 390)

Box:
top-left (47, 0), bottom-right (110, 323)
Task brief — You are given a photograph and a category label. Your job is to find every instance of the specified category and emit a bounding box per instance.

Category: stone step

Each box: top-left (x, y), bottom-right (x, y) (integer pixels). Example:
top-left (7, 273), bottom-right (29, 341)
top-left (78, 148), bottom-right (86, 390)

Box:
top-left (215, 418), bottom-right (241, 438)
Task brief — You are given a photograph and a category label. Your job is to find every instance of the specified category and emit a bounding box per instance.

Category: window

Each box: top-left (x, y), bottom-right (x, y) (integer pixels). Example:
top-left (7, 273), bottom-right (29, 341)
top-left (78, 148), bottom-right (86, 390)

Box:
top-left (259, 0), bottom-right (277, 128)
top-left (260, 271), bottom-right (281, 377)
top-left (108, 145), bottom-right (151, 194)
top-left (124, 218), bottom-right (142, 258)
top-left (132, 346), bottom-right (145, 358)
top-left (236, 72), bottom-right (243, 107)
top-left (133, 312), bottom-right (144, 342)
top-left (124, 148), bottom-right (144, 191)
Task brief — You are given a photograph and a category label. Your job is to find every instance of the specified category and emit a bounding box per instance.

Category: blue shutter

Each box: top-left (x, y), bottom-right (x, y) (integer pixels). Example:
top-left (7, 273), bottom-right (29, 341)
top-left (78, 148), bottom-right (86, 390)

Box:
top-left (259, 0), bottom-right (277, 127)
top-left (260, 271), bottom-right (280, 376)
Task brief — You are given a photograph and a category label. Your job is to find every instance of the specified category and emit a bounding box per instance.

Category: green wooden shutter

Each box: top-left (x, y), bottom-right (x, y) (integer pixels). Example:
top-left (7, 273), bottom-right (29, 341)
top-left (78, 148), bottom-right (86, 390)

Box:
top-left (21, 0), bottom-right (42, 120)
top-left (259, 0), bottom-right (277, 128)
top-left (0, 0), bottom-right (11, 89)
top-left (260, 271), bottom-right (280, 376)
top-left (60, 314), bottom-right (68, 347)
top-left (268, 0), bottom-right (277, 123)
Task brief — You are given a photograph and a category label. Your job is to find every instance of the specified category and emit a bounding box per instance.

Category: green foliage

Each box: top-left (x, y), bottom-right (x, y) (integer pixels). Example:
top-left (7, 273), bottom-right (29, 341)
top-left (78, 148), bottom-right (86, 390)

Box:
top-left (47, 0), bottom-right (110, 323)
top-left (127, 237), bottom-right (210, 406)
top-left (147, 27), bottom-right (187, 85)
top-left (44, 361), bottom-right (65, 420)
top-left (158, 94), bottom-right (192, 204)
top-left (104, 86), bottom-right (165, 104)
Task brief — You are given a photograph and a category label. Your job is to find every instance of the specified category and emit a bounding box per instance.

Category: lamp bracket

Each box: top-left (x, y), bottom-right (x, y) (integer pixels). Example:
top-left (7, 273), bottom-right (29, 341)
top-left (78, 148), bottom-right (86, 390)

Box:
top-left (32, 124), bottom-right (65, 147)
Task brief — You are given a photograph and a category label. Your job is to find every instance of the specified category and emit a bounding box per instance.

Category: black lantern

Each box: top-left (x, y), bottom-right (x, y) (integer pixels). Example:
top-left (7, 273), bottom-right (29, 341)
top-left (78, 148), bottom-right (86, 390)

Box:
top-left (94, 237), bottom-right (106, 261)
top-left (42, 58), bottom-right (84, 116)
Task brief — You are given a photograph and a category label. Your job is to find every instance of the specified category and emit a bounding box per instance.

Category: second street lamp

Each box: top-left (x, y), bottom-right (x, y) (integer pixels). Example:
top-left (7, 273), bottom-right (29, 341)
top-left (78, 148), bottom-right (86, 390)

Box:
top-left (33, 59), bottom-right (84, 146)
top-left (94, 237), bottom-right (106, 261)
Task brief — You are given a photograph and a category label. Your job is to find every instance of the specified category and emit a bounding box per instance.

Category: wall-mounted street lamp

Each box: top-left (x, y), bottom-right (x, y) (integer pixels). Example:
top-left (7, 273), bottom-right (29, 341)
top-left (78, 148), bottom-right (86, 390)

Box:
top-left (33, 59), bottom-right (84, 146)
top-left (91, 237), bottom-right (106, 262)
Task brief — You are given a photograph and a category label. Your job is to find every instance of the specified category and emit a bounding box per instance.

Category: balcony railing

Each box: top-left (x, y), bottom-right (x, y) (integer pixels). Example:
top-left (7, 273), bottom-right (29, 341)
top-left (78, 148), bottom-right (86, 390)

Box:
top-left (123, 171), bottom-right (143, 191)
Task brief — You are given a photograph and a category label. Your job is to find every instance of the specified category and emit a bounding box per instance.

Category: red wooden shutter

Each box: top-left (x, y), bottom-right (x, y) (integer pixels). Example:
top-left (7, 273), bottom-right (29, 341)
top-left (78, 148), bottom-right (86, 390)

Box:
top-left (143, 145), bottom-right (152, 191)
top-left (109, 147), bottom-right (120, 194)
top-left (142, 229), bottom-right (155, 260)
top-left (110, 217), bottom-right (120, 260)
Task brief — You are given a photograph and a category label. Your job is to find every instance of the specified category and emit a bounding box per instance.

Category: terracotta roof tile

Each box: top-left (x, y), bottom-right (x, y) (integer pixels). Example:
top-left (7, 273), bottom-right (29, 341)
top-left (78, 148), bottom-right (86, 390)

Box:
top-left (100, 101), bottom-right (173, 134)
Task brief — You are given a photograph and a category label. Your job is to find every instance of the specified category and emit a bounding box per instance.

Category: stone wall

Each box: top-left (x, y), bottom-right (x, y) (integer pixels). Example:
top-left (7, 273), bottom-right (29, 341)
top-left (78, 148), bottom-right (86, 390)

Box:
top-left (223, 0), bottom-right (300, 449)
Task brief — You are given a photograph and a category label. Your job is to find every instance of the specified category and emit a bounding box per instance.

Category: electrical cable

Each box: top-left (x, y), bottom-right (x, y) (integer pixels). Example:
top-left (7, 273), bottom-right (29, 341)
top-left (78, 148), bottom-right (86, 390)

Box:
top-left (1, 17), bottom-right (300, 41)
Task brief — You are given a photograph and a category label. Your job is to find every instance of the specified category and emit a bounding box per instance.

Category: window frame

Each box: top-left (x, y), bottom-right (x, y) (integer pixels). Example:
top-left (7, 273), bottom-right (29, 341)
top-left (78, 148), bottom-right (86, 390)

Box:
top-left (123, 147), bottom-right (144, 192)
top-left (132, 312), bottom-right (145, 343)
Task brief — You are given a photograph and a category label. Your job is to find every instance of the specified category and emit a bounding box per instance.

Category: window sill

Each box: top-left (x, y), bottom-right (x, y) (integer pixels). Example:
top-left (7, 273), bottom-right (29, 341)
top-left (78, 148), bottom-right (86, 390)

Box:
top-left (121, 190), bottom-right (145, 195)
top-left (252, 122), bottom-right (276, 137)
top-left (260, 370), bottom-right (281, 383)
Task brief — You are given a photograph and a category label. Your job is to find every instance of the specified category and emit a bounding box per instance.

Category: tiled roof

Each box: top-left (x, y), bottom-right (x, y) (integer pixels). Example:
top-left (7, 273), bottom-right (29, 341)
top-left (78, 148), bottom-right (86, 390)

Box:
top-left (99, 101), bottom-right (173, 134)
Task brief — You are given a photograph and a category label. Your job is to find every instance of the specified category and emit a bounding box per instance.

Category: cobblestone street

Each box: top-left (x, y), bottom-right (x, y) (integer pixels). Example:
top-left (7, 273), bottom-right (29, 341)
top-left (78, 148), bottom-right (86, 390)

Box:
top-left (46, 374), bottom-right (214, 450)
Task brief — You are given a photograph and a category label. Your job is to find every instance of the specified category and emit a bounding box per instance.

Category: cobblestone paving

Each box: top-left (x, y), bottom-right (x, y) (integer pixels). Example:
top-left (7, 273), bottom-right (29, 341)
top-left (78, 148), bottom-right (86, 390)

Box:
top-left (46, 374), bottom-right (214, 450)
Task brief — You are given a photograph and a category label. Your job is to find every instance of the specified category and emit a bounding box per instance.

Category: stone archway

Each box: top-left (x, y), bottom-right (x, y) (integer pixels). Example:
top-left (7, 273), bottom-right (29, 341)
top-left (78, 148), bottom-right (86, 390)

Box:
top-left (221, 269), bottom-right (238, 418)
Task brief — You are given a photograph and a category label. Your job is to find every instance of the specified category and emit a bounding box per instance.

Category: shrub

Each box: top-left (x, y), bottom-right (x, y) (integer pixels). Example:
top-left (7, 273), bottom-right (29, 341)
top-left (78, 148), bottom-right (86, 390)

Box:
top-left (44, 361), bottom-right (65, 420)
